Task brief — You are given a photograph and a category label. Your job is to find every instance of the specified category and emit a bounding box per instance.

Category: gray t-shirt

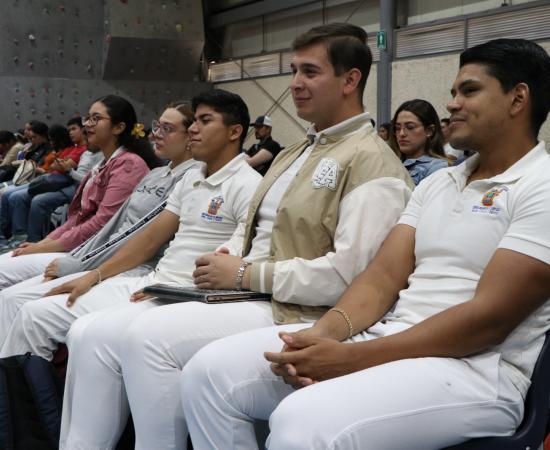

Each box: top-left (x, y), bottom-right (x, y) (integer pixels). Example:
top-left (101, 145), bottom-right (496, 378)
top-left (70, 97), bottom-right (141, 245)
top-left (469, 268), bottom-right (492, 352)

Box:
top-left (56, 159), bottom-right (201, 277)
top-left (69, 150), bottom-right (103, 182)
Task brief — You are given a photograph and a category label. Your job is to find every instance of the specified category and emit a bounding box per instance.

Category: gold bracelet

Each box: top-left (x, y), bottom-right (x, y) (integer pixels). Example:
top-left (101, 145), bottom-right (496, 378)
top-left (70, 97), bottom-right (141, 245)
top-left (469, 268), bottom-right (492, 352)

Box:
top-left (330, 308), bottom-right (354, 339)
top-left (94, 268), bottom-right (102, 285)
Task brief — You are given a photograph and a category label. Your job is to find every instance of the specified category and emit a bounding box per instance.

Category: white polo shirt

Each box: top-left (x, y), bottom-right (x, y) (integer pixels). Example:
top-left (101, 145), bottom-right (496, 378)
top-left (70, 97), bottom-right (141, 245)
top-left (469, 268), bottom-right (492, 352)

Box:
top-left (392, 141), bottom-right (550, 395)
top-left (153, 154), bottom-right (262, 285)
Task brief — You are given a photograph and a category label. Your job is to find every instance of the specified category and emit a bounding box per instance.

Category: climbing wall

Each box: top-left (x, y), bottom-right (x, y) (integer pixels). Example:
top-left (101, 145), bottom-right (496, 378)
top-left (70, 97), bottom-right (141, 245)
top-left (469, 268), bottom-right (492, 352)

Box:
top-left (0, 0), bottom-right (209, 130)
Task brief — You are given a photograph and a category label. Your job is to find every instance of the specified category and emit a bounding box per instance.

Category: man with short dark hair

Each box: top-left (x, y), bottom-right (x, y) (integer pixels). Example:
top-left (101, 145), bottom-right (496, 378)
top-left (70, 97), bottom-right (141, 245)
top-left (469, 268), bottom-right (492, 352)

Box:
top-left (244, 115), bottom-right (282, 175)
top-left (182, 38), bottom-right (550, 450)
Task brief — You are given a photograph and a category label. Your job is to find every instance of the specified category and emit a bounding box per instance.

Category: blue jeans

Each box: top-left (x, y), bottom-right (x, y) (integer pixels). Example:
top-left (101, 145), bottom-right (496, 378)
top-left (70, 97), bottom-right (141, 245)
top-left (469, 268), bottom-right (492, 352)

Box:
top-left (0, 184), bottom-right (28, 238)
top-left (8, 184), bottom-right (76, 242)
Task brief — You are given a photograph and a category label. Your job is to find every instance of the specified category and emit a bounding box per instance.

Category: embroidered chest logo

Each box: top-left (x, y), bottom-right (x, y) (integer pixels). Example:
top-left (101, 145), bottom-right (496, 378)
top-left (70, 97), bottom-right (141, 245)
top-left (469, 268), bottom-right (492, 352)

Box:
top-left (311, 158), bottom-right (339, 190)
top-left (481, 187), bottom-right (508, 206)
top-left (471, 186), bottom-right (509, 215)
top-left (201, 195), bottom-right (224, 222)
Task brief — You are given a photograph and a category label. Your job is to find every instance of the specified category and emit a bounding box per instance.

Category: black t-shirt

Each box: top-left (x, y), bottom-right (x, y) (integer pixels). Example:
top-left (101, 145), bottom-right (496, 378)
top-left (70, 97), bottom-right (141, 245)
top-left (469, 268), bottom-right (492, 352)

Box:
top-left (25, 142), bottom-right (53, 165)
top-left (245, 136), bottom-right (282, 176)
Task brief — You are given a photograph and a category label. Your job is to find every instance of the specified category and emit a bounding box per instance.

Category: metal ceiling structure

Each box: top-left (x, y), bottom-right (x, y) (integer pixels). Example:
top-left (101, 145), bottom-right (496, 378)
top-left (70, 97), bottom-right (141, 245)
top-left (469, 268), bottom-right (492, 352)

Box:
top-left (205, 0), bottom-right (319, 28)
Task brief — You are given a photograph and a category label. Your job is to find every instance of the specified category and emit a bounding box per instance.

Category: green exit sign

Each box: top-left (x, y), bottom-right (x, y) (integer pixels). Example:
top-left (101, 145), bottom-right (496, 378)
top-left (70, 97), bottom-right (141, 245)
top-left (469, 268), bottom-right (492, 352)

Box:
top-left (376, 30), bottom-right (387, 50)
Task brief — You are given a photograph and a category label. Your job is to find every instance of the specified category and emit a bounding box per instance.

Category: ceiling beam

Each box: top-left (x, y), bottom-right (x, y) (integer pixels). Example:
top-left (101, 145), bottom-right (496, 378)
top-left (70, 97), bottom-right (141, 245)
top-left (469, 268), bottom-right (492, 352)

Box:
top-left (207, 0), bottom-right (318, 28)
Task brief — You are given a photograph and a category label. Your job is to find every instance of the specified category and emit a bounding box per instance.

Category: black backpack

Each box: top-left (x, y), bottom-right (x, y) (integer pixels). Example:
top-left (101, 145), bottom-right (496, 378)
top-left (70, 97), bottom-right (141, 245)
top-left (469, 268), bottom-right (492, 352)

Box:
top-left (0, 354), bottom-right (63, 450)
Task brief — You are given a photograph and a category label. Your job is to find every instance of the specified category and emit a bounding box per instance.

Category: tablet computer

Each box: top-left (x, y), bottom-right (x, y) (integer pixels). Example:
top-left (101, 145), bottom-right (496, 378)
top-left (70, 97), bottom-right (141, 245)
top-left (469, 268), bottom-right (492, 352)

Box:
top-left (143, 284), bottom-right (271, 303)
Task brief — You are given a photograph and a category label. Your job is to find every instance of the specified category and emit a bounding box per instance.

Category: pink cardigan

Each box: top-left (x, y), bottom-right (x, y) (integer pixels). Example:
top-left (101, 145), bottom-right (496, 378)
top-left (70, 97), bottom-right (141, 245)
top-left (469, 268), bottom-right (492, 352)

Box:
top-left (48, 150), bottom-right (149, 250)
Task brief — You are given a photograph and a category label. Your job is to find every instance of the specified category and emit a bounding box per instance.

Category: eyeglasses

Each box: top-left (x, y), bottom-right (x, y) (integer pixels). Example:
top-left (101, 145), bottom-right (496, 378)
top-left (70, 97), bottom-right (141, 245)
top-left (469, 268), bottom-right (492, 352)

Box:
top-left (82, 114), bottom-right (111, 127)
top-left (151, 119), bottom-right (179, 137)
top-left (393, 123), bottom-right (423, 134)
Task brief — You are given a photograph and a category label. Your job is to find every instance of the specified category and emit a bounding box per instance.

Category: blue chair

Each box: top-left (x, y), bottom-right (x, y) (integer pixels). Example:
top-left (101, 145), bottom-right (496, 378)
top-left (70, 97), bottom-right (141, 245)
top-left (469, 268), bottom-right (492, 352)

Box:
top-left (444, 330), bottom-right (550, 450)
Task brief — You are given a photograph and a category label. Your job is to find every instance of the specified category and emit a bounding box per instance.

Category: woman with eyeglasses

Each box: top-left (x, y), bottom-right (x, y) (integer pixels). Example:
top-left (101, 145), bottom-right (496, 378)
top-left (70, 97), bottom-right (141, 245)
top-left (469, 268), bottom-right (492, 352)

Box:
top-left (0, 95), bottom-right (161, 291)
top-left (0, 103), bottom-right (199, 352)
top-left (390, 99), bottom-right (449, 185)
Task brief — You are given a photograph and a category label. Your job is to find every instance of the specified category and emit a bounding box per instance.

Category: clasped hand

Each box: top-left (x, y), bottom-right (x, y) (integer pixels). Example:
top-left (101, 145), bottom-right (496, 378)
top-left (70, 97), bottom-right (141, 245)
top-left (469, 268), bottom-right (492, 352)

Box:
top-left (193, 248), bottom-right (243, 289)
top-left (264, 331), bottom-right (355, 389)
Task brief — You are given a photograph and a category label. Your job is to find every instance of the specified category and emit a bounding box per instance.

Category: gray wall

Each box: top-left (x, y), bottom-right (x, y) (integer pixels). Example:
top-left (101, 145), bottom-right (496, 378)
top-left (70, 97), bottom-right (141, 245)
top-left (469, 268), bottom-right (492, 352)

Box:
top-left (0, 0), bottom-right (210, 131)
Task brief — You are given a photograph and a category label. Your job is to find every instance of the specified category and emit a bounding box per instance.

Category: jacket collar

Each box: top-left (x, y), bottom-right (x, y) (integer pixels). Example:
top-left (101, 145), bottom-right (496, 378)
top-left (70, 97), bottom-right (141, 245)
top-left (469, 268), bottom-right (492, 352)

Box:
top-left (306, 112), bottom-right (373, 145)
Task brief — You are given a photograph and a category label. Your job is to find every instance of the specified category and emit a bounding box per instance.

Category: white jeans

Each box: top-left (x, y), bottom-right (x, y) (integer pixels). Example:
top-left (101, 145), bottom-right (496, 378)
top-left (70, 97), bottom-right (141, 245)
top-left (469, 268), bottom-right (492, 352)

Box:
top-left (60, 299), bottom-right (275, 450)
top-left (0, 271), bottom-right (85, 350)
top-left (181, 322), bottom-right (525, 450)
top-left (0, 267), bottom-right (152, 359)
top-left (0, 251), bottom-right (65, 290)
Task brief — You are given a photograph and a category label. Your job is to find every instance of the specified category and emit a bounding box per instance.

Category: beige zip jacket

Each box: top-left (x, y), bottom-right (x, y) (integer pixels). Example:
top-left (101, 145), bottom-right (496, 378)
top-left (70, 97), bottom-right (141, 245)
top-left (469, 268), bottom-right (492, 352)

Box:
top-left (242, 114), bottom-right (415, 324)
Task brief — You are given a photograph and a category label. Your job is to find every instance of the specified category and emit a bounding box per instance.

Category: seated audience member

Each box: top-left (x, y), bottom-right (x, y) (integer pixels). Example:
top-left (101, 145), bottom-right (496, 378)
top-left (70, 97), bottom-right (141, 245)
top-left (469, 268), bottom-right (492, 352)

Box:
top-left (1, 121), bottom-right (52, 182)
top-left (19, 121), bottom-right (53, 168)
top-left (0, 122), bottom-right (53, 241)
top-left (182, 38), bottom-right (550, 450)
top-left (0, 121), bottom-right (88, 250)
top-left (36, 124), bottom-right (75, 173)
top-left (0, 122), bottom-right (34, 182)
top-left (0, 95), bottom-right (159, 290)
top-left (0, 131), bottom-right (21, 168)
top-left (441, 117), bottom-right (465, 160)
top-left (377, 121), bottom-right (391, 141)
top-left (58, 24), bottom-right (412, 450)
top-left (390, 99), bottom-right (449, 185)
top-left (244, 115), bottom-right (282, 175)
top-left (0, 103), bottom-right (200, 351)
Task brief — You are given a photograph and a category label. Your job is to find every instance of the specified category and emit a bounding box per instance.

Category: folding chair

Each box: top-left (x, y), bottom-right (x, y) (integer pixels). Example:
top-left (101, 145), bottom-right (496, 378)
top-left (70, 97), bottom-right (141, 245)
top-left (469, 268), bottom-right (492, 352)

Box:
top-left (444, 330), bottom-right (550, 450)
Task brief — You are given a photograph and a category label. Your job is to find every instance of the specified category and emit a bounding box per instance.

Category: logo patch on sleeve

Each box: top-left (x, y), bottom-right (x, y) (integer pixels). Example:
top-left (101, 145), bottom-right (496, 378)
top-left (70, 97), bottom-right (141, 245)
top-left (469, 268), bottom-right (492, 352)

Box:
top-left (311, 158), bottom-right (339, 190)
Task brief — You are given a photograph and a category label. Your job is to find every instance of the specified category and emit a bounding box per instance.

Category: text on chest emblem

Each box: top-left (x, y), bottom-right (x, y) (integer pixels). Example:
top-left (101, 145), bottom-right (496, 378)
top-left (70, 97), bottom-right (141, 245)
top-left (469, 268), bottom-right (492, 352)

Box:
top-left (201, 195), bottom-right (225, 223)
top-left (311, 158), bottom-right (339, 190)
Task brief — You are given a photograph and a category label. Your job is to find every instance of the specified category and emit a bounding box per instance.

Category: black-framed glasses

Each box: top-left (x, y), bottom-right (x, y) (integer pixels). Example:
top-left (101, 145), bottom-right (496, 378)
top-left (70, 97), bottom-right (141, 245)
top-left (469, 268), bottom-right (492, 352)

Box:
top-left (151, 119), bottom-right (178, 137)
top-left (82, 114), bottom-right (111, 127)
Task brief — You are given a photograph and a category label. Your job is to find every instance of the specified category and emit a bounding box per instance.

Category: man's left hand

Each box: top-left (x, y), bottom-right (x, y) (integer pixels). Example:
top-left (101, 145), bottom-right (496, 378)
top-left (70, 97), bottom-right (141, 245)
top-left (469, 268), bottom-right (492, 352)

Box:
top-left (193, 253), bottom-right (243, 289)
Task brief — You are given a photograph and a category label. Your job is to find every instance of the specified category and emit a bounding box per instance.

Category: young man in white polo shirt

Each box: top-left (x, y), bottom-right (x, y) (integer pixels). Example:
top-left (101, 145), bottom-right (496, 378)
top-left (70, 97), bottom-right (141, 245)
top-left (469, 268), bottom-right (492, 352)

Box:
top-left (57, 23), bottom-right (413, 450)
top-left (182, 38), bottom-right (550, 449)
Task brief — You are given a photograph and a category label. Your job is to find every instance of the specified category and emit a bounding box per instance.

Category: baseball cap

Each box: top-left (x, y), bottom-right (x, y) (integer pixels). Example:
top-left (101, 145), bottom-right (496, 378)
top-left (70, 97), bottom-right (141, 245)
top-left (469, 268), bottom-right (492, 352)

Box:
top-left (250, 115), bottom-right (273, 127)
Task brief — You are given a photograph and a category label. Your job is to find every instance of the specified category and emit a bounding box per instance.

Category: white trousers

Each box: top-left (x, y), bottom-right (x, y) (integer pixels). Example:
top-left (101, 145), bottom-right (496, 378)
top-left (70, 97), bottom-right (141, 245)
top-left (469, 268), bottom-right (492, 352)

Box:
top-left (60, 299), bottom-right (275, 450)
top-left (0, 272), bottom-right (85, 350)
top-left (181, 322), bottom-right (525, 450)
top-left (0, 267), bottom-right (152, 360)
top-left (0, 251), bottom-right (65, 290)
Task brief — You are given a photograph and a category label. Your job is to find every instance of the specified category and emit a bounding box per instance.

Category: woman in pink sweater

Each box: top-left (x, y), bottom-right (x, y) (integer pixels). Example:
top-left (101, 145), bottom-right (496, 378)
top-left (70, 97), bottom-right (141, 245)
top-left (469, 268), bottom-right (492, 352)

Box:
top-left (0, 95), bottom-right (162, 289)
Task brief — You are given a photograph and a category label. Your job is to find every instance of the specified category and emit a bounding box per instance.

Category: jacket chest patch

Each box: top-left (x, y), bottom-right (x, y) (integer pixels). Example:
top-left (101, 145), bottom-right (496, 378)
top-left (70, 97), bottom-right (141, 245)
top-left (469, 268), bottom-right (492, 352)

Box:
top-left (311, 158), bottom-right (339, 190)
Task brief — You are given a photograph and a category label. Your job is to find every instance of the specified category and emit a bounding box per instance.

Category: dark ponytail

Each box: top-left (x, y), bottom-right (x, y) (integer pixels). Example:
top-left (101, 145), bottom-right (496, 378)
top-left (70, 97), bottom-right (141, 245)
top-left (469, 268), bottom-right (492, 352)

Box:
top-left (95, 95), bottom-right (163, 169)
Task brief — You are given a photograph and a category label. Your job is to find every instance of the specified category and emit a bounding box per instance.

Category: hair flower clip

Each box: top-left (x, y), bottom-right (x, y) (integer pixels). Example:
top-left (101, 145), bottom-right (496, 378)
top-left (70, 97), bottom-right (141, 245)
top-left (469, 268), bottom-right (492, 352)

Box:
top-left (131, 122), bottom-right (146, 138)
